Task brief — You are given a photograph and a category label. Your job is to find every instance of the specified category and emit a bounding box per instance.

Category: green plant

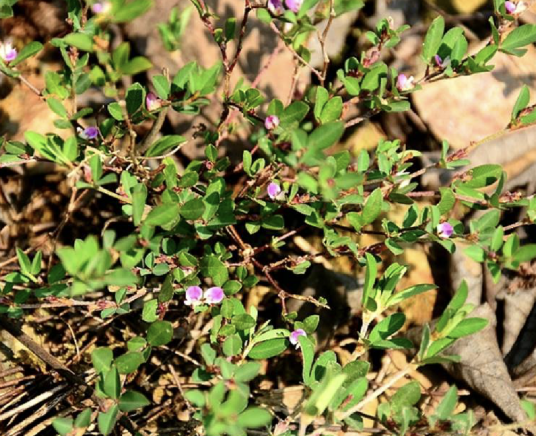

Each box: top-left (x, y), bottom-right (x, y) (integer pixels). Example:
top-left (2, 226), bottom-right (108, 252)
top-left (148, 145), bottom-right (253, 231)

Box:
top-left (1, 0), bottom-right (536, 435)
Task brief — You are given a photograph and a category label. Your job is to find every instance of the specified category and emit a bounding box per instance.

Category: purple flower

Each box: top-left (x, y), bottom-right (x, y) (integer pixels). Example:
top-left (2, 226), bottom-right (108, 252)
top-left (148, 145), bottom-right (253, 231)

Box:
top-left (80, 126), bottom-right (99, 140)
top-left (267, 182), bottom-right (282, 200)
top-left (268, 0), bottom-right (284, 14)
top-left (92, 1), bottom-right (111, 14)
top-left (505, 1), bottom-right (527, 14)
top-left (437, 222), bottom-right (454, 239)
top-left (289, 329), bottom-right (307, 349)
top-left (0, 41), bottom-right (17, 63)
top-left (146, 92), bottom-right (163, 112)
top-left (184, 286), bottom-right (203, 306)
top-left (205, 287), bottom-right (224, 304)
top-left (505, 1), bottom-right (516, 12)
top-left (434, 55), bottom-right (451, 69)
top-left (285, 0), bottom-right (303, 13)
top-left (396, 73), bottom-right (415, 92)
top-left (265, 115), bottom-right (280, 131)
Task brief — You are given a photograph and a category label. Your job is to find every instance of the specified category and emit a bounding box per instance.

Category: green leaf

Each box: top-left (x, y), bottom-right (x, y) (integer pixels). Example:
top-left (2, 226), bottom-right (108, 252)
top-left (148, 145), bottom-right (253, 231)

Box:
top-left (74, 408), bottom-right (92, 428)
top-left (362, 252), bottom-right (377, 306)
top-left (435, 385), bottom-right (458, 420)
top-left (97, 405), bottom-right (119, 436)
top-left (200, 255), bottom-right (228, 287)
top-left (144, 203), bottom-right (180, 227)
top-left (119, 390), bottom-right (150, 412)
top-left (52, 417), bottom-right (74, 436)
top-left (248, 338), bottom-right (288, 359)
top-left (232, 314), bottom-right (256, 331)
top-left (280, 101), bottom-right (309, 126)
top-left (234, 362), bottom-right (261, 382)
top-left (145, 135), bottom-right (186, 157)
top-left (501, 24), bottom-right (536, 55)
top-left (223, 334), bottom-right (243, 357)
top-left (180, 198), bottom-right (205, 220)
top-left (422, 16), bottom-right (445, 63)
top-left (237, 408), bottom-right (272, 428)
top-left (121, 56), bottom-right (153, 75)
top-left (369, 313), bottom-right (406, 345)
top-left (103, 366), bottom-right (121, 399)
top-left (113, 0), bottom-right (153, 22)
top-left (391, 380), bottom-right (421, 411)
top-left (320, 97), bottom-right (343, 124)
top-left (361, 188), bottom-right (383, 226)
top-left (92, 347), bottom-right (114, 373)
top-left (512, 85), bottom-right (530, 121)
top-left (152, 74), bottom-right (170, 99)
top-left (448, 317), bottom-right (488, 338)
top-left (300, 335), bottom-right (315, 386)
top-left (16, 248), bottom-right (32, 276)
top-left (147, 320), bottom-right (173, 346)
top-left (10, 41), bottom-right (43, 67)
top-left (437, 188), bottom-right (455, 216)
top-left (388, 284), bottom-right (437, 307)
top-left (115, 351), bottom-right (144, 374)
top-left (142, 299), bottom-right (158, 323)
top-left (514, 244), bottom-right (536, 263)
top-left (132, 184), bottom-right (147, 226)
top-left (125, 82), bottom-right (145, 115)
top-left (308, 121), bottom-right (345, 151)
top-left (464, 245), bottom-right (486, 263)
top-left (314, 86), bottom-right (329, 120)
top-left (63, 33), bottom-right (94, 52)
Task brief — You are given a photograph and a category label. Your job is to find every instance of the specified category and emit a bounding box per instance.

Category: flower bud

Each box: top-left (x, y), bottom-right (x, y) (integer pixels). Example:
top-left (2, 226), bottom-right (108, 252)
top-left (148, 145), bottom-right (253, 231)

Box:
top-left (265, 115), bottom-right (280, 131)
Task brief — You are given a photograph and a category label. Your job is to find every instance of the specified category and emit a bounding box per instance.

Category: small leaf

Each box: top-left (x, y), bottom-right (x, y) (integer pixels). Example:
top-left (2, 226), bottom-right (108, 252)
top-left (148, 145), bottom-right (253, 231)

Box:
top-left (92, 347), bottom-right (114, 373)
top-left (422, 16), bottom-right (445, 63)
top-left (448, 317), bottom-right (488, 338)
top-left (103, 366), bottom-right (121, 399)
top-left (119, 390), bottom-right (150, 412)
top-left (180, 198), bottom-right (205, 220)
top-left (145, 135), bottom-right (186, 157)
top-left (237, 408), bottom-right (272, 428)
top-left (10, 41), bottom-right (43, 67)
top-left (147, 320), bottom-right (173, 346)
top-left (435, 385), bottom-right (458, 420)
top-left (248, 338), bottom-right (288, 359)
top-left (512, 85), bottom-right (530, 121)
top-left (63, 33), bottom-right (94, 52)
top-left (501, 24), bottom-right (536, 55)
top-left (97, 405), bottom-right (119, 436)
top-left (144, 203), bottom-right (180, 227)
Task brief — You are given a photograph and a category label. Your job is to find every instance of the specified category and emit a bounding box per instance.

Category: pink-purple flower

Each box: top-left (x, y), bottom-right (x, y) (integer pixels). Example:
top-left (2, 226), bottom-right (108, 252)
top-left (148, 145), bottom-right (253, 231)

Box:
top-left (184, 286), bottom-right (203, 306)
top-left (268, 0), bottom-right (284, 14)
top-left (285, 0), bottom-right (303, 13)
top-left (289, 329), bottom-right (307, 349)
top-left (92, 1), bottom-right (112, 14)
top-left (396, 73), bottom-right (415, 92)
top-left (505, 1), bottom-right (527, 14)
top-left (0, 41), bottom-right (17, 63)
top-left (265, 115), bottom-right (280, 131)
top-left (267, 182), bottom-right (282, 200)
top-left (146, 92), bottom-right (163, 112)
top-left (437, 222), bottom-right (454, 239)
top-left (184, 285), bottom-right (225, 306)
top-left (80, 126), bottom-right (99, 140)
top-left (434, 55), bottom-right (451, 69)
top-left (205, 287), bottom-right (225, 304)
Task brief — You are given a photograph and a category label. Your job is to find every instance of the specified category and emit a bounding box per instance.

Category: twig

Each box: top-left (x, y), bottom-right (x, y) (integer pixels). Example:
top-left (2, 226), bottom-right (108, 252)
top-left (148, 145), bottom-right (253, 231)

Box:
top-left (338, 363), bottom-right (416, 420)
top-left (269, 22), bottom-right (324, 81)
top-left (138, 106), bottom-right (170, 155)
top-left (0, 316), bottom-right (84, 386)
top-left (318, 0), bottom-right (335, 86)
